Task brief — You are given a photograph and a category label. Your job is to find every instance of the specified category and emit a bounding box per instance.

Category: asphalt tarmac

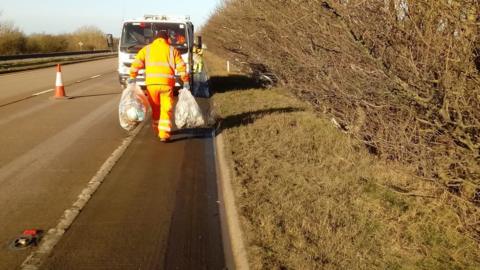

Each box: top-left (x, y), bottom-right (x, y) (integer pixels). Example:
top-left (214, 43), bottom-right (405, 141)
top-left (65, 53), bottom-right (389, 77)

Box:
top-left (42, 122), bottom-right (224, 270)
top-left (0, 59), bottom-right (224, 269)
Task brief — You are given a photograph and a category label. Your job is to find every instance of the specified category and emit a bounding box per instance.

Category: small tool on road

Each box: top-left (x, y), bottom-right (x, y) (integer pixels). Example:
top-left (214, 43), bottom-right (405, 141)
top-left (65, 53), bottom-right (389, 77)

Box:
top-left (10, 229), bottom-right (43, 250)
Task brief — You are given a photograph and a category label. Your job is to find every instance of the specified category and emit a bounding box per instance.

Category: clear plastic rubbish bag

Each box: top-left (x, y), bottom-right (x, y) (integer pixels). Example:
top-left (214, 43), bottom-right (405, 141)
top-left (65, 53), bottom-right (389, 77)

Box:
top-left (175, 88), bottom-right (205, 128)
top-left (118, 84), bottom-right (149, 131)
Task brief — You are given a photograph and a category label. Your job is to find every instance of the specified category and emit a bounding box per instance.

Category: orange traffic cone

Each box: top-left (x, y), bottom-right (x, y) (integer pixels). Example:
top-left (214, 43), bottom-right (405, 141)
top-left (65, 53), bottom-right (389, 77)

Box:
top-left (54, 64), bottom-right (69, 99)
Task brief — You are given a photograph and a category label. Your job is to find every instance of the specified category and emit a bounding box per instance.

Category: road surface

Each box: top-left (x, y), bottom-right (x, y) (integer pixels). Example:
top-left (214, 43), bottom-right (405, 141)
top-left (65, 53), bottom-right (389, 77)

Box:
top-left (0, 58), bottom-right (224, 269)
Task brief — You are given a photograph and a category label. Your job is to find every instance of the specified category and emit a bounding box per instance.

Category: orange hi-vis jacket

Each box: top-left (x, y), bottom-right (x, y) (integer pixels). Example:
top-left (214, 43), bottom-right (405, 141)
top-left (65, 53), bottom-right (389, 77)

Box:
top-left (130, 38), bottom-right (188, 87)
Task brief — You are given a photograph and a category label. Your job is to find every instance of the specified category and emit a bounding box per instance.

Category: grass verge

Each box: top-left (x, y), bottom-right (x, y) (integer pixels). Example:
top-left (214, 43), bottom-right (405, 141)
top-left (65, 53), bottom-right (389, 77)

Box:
top-left (208, 52), bottom-right (480, 269)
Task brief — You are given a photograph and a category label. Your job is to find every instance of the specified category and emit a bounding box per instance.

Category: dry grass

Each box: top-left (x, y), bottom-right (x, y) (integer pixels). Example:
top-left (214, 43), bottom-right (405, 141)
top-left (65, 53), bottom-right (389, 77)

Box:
top-left (208, 52), bottom-right (480, 269)
top-left (202, 0), bottom-right (480, 247)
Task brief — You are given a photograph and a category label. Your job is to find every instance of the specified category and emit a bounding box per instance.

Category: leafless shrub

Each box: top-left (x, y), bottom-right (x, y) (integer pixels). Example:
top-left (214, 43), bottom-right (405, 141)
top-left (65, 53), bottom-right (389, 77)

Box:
top-left (0, 19), bottom-right (109, 55)
top-left (334, 0), bottom-right (479, 186)
top-left (26, 34), bottom-right (69, 53)
top-left (203, 0), bottom-right (480, 239)
top-left (67, 25), bottom-right (109, 51)
top-left (0, 20), bottom-right (26, 55)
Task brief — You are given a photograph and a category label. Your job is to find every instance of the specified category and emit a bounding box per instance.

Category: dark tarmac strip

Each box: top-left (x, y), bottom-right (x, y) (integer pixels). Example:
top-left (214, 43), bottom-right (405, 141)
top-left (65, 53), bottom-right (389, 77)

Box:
top-left (41, 124), bottom-right (225, 269)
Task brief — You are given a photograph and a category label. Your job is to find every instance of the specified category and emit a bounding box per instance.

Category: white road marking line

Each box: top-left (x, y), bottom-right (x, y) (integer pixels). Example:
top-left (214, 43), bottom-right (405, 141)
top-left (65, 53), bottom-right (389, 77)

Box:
top-left (32, 89), bottom-right (54, 96)
top-left (0, 98), bottom-right (118, 184)
top-left (0, 82), bottom-right (109, 127)
top-left (20, 123), bottom-right (145, 270)
top-left (75, 74), bottom-right (102, 83)
top-left (3, 72), bottom-right (109, 107)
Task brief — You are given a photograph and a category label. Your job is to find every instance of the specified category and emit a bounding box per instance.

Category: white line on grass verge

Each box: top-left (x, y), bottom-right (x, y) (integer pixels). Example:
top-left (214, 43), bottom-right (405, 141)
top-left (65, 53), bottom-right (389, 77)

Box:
top-left (20, 123), bottom-right (144, 270)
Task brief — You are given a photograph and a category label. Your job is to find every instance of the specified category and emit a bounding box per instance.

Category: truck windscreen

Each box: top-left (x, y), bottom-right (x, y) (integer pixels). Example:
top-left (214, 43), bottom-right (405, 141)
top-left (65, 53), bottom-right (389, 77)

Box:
top-left (120, 22), bottom-right (188, 53)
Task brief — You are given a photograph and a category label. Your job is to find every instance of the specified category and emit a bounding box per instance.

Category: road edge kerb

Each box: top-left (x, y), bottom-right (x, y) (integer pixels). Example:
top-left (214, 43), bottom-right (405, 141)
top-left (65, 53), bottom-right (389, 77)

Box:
top-left (214, 131), bottom-right (250, 270)
top-left (20, 123), bottom-right (144, 270)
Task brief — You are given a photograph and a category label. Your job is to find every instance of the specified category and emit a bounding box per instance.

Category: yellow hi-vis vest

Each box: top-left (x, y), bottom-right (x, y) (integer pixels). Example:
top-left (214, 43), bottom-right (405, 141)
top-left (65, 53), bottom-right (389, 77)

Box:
top-left (130, 38), bottom-right (187, 87)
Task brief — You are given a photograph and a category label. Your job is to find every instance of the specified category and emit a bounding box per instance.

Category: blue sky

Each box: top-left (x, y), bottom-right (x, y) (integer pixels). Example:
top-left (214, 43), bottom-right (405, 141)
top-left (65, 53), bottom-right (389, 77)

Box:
top-left (0, 0), bottom-right (221, 37)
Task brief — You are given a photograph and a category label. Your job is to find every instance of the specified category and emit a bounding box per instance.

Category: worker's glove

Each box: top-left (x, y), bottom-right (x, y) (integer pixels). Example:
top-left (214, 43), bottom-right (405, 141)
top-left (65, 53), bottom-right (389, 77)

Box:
top-left (127, 78), bottom-right (136, 85)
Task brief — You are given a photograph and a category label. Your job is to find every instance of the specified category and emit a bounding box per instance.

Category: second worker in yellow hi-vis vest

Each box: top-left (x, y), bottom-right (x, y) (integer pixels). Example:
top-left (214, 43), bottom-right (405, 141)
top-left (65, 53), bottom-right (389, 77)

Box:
top-left (129, 29), bottom-right (189, 142)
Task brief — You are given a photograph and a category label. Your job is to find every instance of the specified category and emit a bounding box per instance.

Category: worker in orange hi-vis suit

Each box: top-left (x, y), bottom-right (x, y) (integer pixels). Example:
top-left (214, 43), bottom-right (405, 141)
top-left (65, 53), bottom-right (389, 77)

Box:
top-left (129, 29), bottom-right (189, 142)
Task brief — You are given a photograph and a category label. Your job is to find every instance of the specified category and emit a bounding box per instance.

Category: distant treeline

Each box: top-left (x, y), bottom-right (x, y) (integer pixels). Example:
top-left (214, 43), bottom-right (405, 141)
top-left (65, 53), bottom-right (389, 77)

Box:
top-left (0, 19), bottom-right (113, 55)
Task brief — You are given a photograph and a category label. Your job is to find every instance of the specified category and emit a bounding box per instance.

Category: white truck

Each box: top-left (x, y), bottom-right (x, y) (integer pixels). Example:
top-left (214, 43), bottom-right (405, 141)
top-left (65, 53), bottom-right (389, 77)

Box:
top-left (117, 15), bottom-right (201, 90)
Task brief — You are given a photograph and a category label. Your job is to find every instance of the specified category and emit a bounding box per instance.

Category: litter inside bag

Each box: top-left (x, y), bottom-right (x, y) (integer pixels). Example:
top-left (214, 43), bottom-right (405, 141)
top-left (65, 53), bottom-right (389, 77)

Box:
top-left (175, 88), bottom-right (205, 128)
top-left (119, 84), bottom-right (149, 131)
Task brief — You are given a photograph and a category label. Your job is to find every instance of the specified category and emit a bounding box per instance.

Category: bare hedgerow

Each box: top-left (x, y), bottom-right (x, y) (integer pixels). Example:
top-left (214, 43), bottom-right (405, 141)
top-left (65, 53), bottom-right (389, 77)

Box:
top-left (0, 20), bottom-right (26, 55)
top-left (0, 19), bottom-right (109, 55)
top-left (203, 0), bottom-right (479, 239)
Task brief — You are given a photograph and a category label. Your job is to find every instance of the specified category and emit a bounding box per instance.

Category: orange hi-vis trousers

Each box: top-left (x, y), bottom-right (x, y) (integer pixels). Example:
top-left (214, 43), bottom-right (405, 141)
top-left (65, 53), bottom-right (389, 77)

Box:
top-left (146, 85), bottom-right (173, 140)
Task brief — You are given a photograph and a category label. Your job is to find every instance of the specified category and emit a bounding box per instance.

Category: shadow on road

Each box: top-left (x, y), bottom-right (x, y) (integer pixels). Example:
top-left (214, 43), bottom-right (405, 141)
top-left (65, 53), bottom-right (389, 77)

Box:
top-left (70, 92), bottom-right (120, 99)
top-left (169, 127), bottom-right (213, 142)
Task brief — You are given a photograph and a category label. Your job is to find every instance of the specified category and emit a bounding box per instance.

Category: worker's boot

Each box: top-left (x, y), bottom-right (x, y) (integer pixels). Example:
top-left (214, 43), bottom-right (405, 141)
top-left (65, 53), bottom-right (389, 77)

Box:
top-left (159, 137), bottom-right (170, 143)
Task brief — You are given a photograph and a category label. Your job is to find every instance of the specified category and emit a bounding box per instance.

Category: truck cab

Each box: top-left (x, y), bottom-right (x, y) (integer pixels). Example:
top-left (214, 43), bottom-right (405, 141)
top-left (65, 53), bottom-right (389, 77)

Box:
top-left (118, 15), bottom-right (196, 90)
